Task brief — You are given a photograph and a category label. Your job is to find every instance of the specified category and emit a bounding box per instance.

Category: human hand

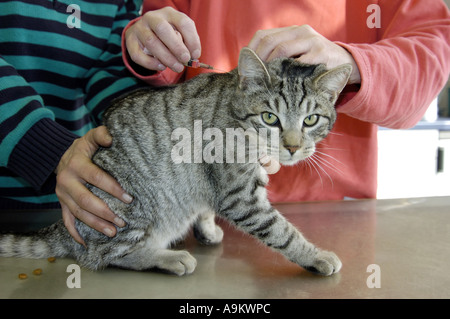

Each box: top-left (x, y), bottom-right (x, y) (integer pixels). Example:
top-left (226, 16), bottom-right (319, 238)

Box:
top-left (248, 25), bottom-right (361, 84)
top-left (125, 6), bottom-right (201, 73)
top-left (259, 155), bottom-right (281, 174)
top-left (55, 126), bottom-right (132, 246)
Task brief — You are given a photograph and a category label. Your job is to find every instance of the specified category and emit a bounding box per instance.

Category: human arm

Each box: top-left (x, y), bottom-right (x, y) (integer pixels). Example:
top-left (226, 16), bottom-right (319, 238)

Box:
top-left (336, 0), bottom-right (450, 129)
top-left (0, 57), bottom-right (77, 191)
top-left (247, 0), bottom-right (450, 129)
top-left (0, 0), bottom-right (143, 244)
top-left (83, 0), bottom-right (144, 124)
top-left (0, 57), bottom-right (131, 245)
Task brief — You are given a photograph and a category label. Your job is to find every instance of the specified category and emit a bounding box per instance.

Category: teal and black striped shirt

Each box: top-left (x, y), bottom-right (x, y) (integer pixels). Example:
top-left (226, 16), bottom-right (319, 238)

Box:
top-left (0, 0), bottom-right (143, 208)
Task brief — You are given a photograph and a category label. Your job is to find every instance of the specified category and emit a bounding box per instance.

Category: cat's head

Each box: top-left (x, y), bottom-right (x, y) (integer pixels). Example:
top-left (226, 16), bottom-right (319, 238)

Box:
top-left (234, 47), bottom-right (352, 166)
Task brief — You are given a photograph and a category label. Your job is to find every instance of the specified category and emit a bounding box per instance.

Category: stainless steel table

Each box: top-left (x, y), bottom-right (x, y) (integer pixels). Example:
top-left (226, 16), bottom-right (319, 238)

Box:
top-left (1, 196), bottom-right (449, 299)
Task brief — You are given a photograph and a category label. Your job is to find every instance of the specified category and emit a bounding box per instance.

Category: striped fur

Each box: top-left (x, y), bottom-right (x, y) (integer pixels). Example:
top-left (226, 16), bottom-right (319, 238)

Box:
top-left (0, 48), bottom-right (351, 276)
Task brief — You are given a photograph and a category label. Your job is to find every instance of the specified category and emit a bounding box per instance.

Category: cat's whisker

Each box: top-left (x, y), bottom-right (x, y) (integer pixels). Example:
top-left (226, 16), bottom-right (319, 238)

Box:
top-left (311, 153), bottom-right (343, 177)
top-left (316, 146), bottom-right (345, 152)
top-left (314, 150), bottom-right (346, 168)
top-left (316, 140), bottom-right (345, 152)
top-left (307, 155), bottom-right (335, 187)
top-left (304, 157), bottom-right (325, 187)
top-left (303, 158), bottom-right (317, 180)
top-left (326, 131), bottom-right (345, 137)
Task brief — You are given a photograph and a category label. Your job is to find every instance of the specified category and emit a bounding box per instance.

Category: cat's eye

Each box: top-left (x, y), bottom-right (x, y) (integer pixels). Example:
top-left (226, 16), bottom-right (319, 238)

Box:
top-left (261, 112), bottom-right (279, 126)
top-left (303, 115), bottom-right (319, 127)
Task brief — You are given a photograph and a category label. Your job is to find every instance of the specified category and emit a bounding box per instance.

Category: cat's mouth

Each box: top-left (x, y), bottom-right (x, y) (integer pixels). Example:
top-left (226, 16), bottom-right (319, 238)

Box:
top-left (279, 147), bottom-right (314, 166)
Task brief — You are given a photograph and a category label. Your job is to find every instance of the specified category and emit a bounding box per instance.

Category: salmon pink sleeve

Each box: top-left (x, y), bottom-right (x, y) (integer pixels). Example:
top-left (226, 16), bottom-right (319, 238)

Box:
top-left (143, 0), bottom-right (190, 13)
top-left (121, 0), bottom-right (192, 86)
top-left (336, 0), bottom-right (450, 129)
top-left (121, 17), bottom-right (183, 86)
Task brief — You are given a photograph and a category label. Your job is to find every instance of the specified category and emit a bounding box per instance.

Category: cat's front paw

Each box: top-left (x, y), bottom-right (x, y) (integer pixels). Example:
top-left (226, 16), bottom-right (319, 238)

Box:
top-left (304, 250), bottom-right (342, 276)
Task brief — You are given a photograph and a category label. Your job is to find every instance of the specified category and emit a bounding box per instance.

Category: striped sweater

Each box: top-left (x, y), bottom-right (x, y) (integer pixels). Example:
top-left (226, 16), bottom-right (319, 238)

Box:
top-left (0, 0), bottom-right (143, 208)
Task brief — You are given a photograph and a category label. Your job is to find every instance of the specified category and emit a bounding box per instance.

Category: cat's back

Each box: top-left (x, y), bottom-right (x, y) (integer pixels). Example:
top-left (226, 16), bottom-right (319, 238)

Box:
top-left (92, 73), bottom-right (234, 207)
top-left (103, 86), bottom-right (172, 128)
top-left (104, 71), bottom-right (235, 128)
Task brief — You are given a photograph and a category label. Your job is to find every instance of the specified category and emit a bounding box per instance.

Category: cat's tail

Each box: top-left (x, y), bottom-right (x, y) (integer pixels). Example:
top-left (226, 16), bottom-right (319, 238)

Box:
top-left (0, 220), bottom-right (72, 259)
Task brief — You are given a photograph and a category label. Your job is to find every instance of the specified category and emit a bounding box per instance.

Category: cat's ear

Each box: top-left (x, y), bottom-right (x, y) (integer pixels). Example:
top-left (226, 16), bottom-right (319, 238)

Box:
top-left (238, 47), bottom-right (271, 90)
top-left (313, 64), bottom-right (352, 103)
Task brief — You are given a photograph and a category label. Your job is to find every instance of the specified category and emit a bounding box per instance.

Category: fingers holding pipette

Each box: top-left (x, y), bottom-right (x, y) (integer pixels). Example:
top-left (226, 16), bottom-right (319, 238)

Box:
top-left (125, 7), bottom-right (201, 73)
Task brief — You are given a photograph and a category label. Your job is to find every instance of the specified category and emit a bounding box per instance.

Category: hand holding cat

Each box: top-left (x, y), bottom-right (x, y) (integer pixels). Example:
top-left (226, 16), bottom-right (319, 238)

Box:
top-left (248, 25), bottom-right (361, 84)
top-left (55, 126), bottom-right (131, 245)
top-left (125, 6), bottom-right (201, 73)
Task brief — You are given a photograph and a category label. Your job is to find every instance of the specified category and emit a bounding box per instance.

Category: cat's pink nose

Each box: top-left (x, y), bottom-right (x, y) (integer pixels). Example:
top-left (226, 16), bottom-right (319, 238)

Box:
top-left (285, 146), bottom-right (300, 155)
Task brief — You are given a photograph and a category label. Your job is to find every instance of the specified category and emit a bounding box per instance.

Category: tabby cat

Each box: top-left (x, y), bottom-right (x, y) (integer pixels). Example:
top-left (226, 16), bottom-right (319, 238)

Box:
top-left (0, 48), bottom-right (351, 276)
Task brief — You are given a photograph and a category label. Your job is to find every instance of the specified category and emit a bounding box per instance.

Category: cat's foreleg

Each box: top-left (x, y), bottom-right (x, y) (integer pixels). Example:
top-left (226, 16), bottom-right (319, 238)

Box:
top-left (193, 209), bottom-right (224, 245)
top-left (220, 201), bottom-right (341, 276)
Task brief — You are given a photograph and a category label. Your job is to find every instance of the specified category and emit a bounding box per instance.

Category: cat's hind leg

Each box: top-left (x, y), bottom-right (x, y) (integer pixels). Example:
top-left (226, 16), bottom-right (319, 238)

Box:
top-left (193, 210), bottom-right (224, 245)
top-left (150, 249), bottom-right (197, 275)
top-left (110, 248), bottom-right (197, 276)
